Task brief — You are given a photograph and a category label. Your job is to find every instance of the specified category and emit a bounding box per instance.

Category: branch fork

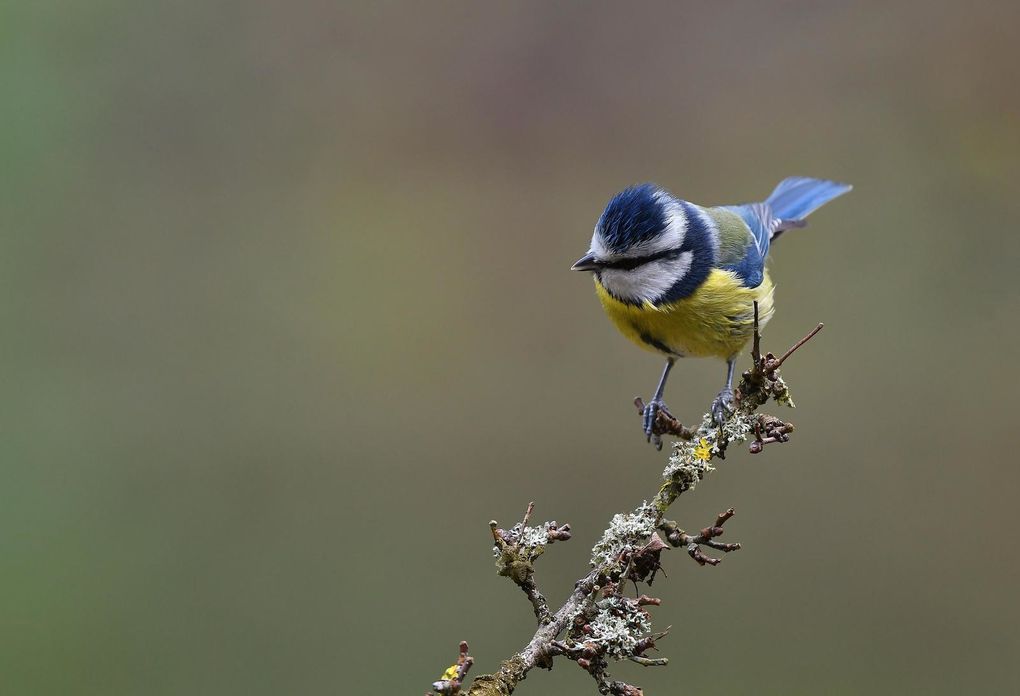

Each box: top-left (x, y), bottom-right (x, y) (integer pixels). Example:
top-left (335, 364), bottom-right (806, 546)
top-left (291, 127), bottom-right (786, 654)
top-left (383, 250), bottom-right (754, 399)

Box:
top-left (490, 502), bottom-right (571, 625)
top-left (659, 508), bottom-right (741, 566)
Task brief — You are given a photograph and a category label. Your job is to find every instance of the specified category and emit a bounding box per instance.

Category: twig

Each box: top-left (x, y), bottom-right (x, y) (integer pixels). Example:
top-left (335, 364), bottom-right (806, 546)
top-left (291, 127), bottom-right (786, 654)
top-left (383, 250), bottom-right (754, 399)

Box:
top-left (773, 323), bottom-right (823, 370)
top-left (628, 656), bottom-right (668, 667)
top-left (428, 641), bottom-right (475, 696)
top-left (520, 501), bottom-right (534, 529)
top-left (751, 301), bottom-right (762, 369)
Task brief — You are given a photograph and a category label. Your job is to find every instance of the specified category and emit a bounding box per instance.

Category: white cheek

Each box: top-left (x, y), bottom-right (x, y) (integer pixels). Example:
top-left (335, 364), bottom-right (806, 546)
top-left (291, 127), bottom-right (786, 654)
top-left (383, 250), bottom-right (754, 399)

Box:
top-left (600, 252), bottom-right (693, 303)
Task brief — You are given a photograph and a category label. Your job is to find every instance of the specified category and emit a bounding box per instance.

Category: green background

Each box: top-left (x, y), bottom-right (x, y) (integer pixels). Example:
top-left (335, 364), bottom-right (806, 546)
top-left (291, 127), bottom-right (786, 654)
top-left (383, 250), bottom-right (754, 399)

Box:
top-left (4, 2), bottom-right (1018, 694)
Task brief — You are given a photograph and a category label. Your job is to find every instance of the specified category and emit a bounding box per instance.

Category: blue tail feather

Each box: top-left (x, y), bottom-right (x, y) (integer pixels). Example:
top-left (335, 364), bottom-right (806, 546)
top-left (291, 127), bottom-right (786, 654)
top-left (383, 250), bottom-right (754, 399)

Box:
top-left (722, 176), bottom-right (850, 281)
top-left (766, 177), bottom-right (852, 223)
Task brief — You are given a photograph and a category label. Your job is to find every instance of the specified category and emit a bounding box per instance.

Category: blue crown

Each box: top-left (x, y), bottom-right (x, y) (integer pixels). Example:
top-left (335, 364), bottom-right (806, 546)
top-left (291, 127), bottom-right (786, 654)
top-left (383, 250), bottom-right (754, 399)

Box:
top-left (596, 183), bottom-right (667, 254)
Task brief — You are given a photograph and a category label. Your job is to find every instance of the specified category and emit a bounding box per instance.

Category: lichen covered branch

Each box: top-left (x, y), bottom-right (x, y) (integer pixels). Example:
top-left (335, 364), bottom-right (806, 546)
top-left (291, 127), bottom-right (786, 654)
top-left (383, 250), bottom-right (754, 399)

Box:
top-left (429, 309), bottom-right (824, 695)
top-left (491, 502), bottom-right (571, 625)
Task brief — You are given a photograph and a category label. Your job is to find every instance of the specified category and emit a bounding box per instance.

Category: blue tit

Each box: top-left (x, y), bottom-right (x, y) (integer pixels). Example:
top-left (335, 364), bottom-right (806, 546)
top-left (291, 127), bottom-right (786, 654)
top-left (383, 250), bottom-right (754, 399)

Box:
top-left (572, 177), bottom-right (851, 448)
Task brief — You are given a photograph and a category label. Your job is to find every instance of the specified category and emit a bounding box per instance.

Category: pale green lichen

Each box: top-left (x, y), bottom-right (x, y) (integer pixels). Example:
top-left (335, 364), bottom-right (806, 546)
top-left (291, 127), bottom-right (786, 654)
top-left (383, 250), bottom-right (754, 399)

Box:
top-left (774, 377), bottom-right (796, 407)
top-left (492, 522), bottom-right (555, 558)
top-left (589, 502), bottom-right (656, 568)
top-left (581, 595), bottom-right (653, 660)
top-left (720, 411), bottom-right (754, 447)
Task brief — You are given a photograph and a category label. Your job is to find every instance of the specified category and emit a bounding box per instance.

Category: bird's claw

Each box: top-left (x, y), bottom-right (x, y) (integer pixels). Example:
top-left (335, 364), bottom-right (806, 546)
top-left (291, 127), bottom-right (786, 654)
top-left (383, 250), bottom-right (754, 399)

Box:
top-left (711, 387), bottom-right (734, 428)
top-left (642, 398), bottom-right (672, 450)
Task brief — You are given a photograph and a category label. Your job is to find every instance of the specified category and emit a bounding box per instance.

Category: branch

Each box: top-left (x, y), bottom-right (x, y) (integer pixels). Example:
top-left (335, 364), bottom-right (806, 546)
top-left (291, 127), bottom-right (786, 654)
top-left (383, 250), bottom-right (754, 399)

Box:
top-left (429, 309), bottom-right (824, 695)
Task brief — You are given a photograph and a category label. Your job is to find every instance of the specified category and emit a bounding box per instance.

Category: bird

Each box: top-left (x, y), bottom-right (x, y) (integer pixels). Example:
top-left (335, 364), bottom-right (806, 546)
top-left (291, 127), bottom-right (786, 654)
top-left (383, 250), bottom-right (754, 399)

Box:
top-left (571, 177), bottom-right (851, 448)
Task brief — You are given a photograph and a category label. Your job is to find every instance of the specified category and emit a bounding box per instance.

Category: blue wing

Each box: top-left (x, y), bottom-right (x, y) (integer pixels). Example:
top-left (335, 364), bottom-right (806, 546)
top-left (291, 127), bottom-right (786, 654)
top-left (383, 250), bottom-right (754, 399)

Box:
top-left (724, 202), bottom-right (775, 267)
top-left (707, 205), bottom-right (769, 289)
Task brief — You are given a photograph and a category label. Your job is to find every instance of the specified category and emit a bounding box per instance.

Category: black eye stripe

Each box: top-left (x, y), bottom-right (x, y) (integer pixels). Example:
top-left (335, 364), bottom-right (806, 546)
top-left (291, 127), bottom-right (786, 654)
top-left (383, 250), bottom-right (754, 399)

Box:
top-left (599, 246), bottom-right (686, 271)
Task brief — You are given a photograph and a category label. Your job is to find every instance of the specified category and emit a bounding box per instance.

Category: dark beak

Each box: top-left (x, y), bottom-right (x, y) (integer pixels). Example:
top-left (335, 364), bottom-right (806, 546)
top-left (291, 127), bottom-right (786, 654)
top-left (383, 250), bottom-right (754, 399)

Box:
top-left (570, 252), bottom-right (601, 272)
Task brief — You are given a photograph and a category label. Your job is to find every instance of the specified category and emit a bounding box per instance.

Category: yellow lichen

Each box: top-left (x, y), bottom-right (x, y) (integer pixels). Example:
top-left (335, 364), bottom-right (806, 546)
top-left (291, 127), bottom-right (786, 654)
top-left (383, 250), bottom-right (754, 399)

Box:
top-left (693, 438), bottom-right (712, 462)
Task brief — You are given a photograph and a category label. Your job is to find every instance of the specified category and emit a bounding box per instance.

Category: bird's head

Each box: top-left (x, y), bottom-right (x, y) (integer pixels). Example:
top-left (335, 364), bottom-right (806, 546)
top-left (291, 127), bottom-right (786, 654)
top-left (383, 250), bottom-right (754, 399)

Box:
top-left (572, 183), bottom-right (716, 304)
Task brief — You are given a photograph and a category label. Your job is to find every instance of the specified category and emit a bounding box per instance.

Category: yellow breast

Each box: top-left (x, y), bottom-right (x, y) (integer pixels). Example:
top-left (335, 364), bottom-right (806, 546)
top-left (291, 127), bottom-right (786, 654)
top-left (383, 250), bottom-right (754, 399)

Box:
top-left (594, 269), bottom-right (775, 360)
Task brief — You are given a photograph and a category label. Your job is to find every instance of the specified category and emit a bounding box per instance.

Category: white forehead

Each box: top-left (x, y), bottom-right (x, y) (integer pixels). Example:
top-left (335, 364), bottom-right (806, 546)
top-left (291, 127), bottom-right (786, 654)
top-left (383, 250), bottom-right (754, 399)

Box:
top-left (590, 191), bottom-right (688, 260)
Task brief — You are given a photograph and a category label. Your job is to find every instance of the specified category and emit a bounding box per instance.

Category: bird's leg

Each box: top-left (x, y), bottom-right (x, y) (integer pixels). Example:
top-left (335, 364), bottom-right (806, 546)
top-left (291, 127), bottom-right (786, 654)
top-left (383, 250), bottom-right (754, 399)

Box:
top-left (711, 357), bottom-right (737, 427)
top-left (642, 357), bottom-right (675, 449)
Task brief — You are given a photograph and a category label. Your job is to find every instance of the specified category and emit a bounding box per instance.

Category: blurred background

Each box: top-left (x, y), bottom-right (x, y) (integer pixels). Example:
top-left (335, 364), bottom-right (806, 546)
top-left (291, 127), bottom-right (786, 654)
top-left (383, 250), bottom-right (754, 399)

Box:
top-left (4, 1), bottom-right (1019, 694)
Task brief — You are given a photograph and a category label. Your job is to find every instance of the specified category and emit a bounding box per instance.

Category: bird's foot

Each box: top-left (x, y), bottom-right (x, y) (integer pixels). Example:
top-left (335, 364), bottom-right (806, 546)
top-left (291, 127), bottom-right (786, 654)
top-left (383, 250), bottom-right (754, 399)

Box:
top-left (711, 387), bottom-right (734, 427)
top-left (642, 398), bottom-right (673, 450)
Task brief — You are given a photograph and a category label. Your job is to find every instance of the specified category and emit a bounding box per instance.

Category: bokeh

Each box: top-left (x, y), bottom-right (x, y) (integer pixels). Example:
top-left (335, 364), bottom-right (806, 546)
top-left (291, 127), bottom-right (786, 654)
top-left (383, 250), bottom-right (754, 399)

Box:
top-left (4, 2), bottom-right (1019, 694)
